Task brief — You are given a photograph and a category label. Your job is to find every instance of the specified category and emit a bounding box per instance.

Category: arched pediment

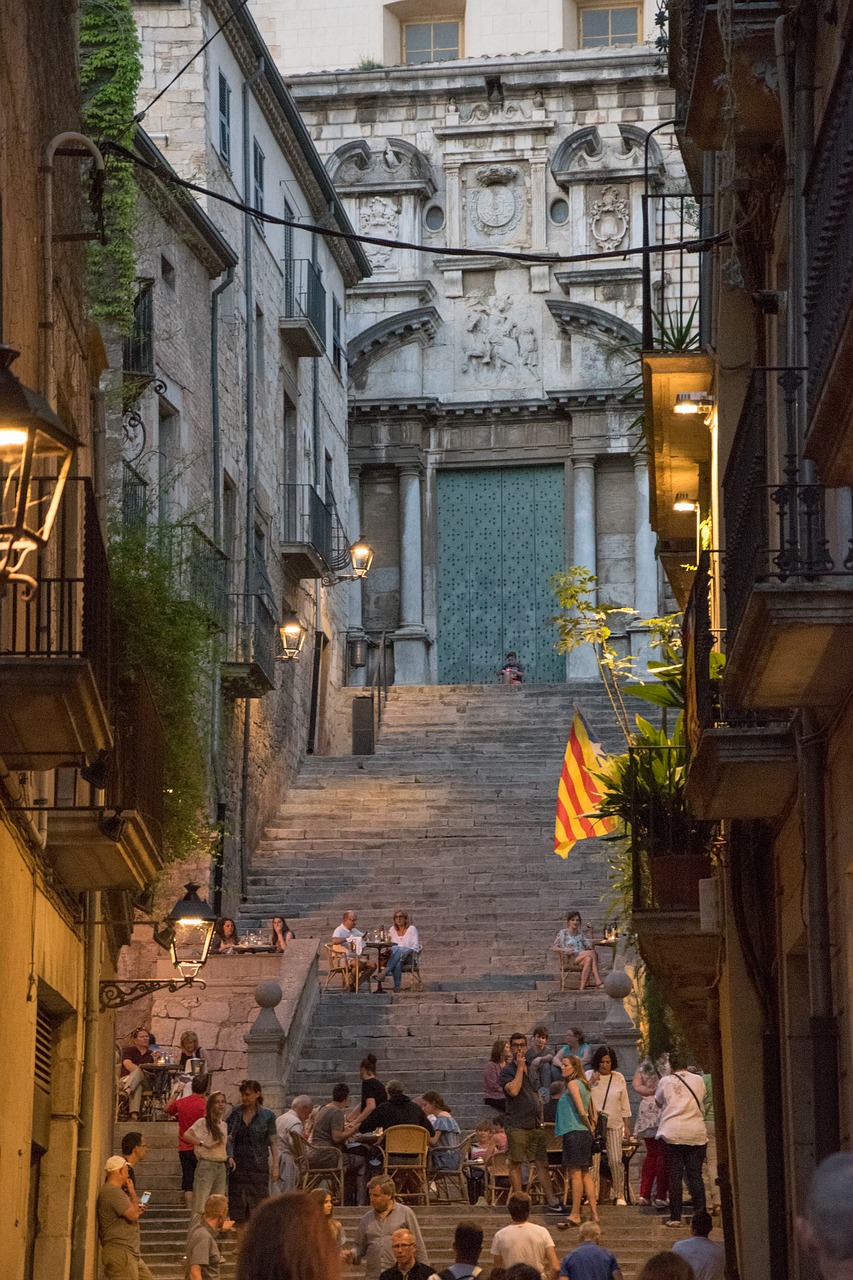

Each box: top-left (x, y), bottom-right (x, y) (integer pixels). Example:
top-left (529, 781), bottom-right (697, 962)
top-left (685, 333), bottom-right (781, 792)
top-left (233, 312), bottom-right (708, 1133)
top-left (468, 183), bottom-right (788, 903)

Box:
top-left (328, 137), bottom-right (436, 198)
top-left (348, 306), bottom-right (441, 381)
top-left (546, 299), bottom-right (642, 349)
top-left (551, 124), bottom-right (665, 188)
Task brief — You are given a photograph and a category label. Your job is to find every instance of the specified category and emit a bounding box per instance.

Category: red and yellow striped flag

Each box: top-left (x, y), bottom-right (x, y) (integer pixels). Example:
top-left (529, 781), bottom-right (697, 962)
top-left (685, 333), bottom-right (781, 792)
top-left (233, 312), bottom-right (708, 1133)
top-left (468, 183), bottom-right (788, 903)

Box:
top-left (554, 710), bottom-right (617, 858)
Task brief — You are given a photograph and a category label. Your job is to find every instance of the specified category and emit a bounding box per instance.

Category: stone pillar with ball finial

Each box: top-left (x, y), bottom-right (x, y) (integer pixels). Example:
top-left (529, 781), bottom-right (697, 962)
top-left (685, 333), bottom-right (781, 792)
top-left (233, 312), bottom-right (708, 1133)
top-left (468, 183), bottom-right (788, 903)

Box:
top-left (244, 980), bottom-right (286, 1112)
top-left (600, 956), bottom-right (641, 1089)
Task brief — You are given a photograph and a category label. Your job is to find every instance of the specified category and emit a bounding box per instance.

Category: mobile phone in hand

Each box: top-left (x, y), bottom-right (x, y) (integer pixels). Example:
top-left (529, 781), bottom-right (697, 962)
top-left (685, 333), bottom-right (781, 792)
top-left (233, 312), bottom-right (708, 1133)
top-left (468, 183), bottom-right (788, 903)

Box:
top-left (140, 1192), bottom-right (151, 1205)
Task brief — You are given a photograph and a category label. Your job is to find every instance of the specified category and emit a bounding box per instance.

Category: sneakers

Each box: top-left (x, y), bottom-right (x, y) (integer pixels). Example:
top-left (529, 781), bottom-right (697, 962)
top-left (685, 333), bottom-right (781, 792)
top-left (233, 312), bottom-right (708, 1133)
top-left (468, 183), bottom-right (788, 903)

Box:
top-left (615, 1197), bottom-right (627, 1206)
top-left (545, 1204), bottom-right (567, 1216)
top-left (638, 1197), bottom-right (651, 1206)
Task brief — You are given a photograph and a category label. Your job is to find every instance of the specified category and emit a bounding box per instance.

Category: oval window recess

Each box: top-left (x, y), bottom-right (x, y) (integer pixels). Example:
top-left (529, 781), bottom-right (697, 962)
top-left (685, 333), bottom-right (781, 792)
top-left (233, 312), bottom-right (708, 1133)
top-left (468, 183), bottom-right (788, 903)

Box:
top-left (550, 198), bottom-right (570, 225)
top-left (424, 205), bottom-right (445, 231)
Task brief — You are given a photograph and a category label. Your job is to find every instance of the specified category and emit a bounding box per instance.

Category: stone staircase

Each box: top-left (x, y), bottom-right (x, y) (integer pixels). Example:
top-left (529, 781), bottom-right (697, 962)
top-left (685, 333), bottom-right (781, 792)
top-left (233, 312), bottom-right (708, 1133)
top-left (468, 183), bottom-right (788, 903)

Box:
top-left (239, 683), bottom-right (632, 1130)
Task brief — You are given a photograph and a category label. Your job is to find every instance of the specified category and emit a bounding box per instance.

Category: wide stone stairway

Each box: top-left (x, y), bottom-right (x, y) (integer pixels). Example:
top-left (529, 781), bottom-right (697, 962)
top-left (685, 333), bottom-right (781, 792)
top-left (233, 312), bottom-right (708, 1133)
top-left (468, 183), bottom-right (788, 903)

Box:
top-left (136, 684), bottom-right (685, 1277)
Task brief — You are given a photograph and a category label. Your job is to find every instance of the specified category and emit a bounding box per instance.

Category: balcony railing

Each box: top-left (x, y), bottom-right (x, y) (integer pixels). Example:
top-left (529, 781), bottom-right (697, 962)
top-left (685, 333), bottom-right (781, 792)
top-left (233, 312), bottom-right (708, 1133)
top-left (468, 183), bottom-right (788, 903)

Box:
top-left (121, 461), bottom-right (148, 533)
top-left (110, 671), bottom-right (165, 851)
top-left (682, 551), bottom-right (716, 749)
top-left (641, 192), bottom-right (702, 351)
top-left (282, 258), bottom-right (326, 346)
top-left (0, 476), bottom-right (111, 705)
top-left (221, 592), bottom-right (277, 696)
top-left (281, 483), bottom-right (334, 567)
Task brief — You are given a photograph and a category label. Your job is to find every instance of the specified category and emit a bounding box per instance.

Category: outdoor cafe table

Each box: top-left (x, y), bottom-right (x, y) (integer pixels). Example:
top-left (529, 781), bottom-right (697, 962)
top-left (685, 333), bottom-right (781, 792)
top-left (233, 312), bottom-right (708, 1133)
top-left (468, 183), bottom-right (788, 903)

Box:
top-left (140, 1061), bottom-right (180, 1114)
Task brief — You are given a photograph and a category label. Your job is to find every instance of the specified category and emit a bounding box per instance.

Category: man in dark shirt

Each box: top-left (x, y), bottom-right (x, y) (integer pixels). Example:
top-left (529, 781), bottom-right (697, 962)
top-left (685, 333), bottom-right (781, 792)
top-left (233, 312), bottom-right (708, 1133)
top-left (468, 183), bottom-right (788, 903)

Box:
top-left (121, 1028), bottom-right (154, 1118)
top-left (378, 1228), bottom-right (433, 1280)
top-left (500, 1033), bottom-right (562, 1213)
top-left (367, 1081), bottom-right (433, 1136)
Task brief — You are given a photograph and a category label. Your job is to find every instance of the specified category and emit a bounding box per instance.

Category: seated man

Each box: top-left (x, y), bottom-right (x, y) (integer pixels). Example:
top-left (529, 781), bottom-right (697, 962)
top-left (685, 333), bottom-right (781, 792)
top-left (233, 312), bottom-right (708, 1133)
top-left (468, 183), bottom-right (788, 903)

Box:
top-left (120, 1027), bottom-right (155, 1119)
top-left (332, 910), bottom-right (377, 991)
top-left (359, 1080), bottom-right (433, 1137)
top-left (310, 1082), bottom-right (369, 1205)
top-left (527, 1027), bottom-right (555, 1095)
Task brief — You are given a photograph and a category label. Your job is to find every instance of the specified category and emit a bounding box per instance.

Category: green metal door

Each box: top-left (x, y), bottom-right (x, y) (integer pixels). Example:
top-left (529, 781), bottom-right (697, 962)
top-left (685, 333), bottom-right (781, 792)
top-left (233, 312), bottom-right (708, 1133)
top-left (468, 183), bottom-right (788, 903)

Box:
top-left (437, 465), bottom-right (566, 684)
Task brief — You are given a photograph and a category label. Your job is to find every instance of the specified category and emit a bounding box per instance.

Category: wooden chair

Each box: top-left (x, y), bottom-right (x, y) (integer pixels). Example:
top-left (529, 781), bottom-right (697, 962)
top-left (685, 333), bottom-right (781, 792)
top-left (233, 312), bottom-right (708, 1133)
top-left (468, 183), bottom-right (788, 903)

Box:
top-left (383, 1125), bottom-right (431, 1204)
top-left (527, 1123), bottom-right (565, 1204)
top-left (556, 950), bottom-right (583, 991)
top-left (400, 948), bottom-right (423, 990)
top-left (298, 1133), bottom-right (345, 1203)
top-left (485, 1151), bottom-right (513, 1206)
top-left (323, 943), bottom-right (352, 993)
top-left (429, 1131), bottom-right (474, 1203)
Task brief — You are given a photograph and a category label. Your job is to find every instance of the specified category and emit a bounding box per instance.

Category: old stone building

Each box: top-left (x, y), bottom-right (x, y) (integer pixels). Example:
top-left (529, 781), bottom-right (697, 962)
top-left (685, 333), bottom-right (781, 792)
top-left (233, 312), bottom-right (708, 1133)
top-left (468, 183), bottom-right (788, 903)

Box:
top-left (253, 0), bottom-right (678, 685)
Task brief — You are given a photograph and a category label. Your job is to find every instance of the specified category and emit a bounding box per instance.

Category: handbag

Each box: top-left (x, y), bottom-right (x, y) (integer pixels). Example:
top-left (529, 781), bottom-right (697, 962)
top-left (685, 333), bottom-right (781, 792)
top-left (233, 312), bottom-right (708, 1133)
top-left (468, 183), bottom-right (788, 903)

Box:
top-left (591, 1076), bottom-right (612, 1154)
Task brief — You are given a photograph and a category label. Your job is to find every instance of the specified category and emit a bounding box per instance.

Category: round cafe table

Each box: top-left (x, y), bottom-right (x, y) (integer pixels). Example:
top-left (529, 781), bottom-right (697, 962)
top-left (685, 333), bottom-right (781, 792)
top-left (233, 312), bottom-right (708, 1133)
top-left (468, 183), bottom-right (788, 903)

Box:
top-left (140, 1062), bottom-right (180, 1117)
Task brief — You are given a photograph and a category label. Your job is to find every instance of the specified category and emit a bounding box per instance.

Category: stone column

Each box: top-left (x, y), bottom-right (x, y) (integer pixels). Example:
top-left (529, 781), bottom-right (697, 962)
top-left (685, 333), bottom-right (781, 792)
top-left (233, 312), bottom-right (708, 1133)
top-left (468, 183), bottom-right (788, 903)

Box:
top-left (629, 455), bottom-right (660, 674)
top-left (570, 455), bottom-right (599, 679)
top-left (393, 463), bottom-right (429, 685)
top-left (347, 466), bottom-right (367, 687)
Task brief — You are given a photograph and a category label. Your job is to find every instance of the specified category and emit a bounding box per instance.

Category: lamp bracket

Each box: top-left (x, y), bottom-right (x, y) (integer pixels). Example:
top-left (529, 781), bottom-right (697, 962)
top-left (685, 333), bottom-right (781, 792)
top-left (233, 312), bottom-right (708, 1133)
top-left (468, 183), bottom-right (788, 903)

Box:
top-left (98, 976), bottom-right (206, 1010)
top-left (321, 572), bottom-right (359, 586)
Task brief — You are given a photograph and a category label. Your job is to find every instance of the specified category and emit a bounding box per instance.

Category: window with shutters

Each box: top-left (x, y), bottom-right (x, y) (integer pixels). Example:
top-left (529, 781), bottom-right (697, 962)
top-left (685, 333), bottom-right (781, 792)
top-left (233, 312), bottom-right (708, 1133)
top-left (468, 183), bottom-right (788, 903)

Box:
top-left (218, 71), bottom-right (231, 165)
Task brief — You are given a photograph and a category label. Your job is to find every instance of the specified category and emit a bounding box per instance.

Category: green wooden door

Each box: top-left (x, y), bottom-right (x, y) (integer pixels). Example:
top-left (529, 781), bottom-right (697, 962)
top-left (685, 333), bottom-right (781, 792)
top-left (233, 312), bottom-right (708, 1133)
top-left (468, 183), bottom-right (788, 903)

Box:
top-left (437, 465), bottom-right (566, 684)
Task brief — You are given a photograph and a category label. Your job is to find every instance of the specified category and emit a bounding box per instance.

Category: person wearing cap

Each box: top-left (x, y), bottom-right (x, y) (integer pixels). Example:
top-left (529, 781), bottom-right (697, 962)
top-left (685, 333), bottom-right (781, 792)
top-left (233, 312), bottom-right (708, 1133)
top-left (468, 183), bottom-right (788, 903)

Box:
top-left (97, 1155), bottom-right (153, 1279)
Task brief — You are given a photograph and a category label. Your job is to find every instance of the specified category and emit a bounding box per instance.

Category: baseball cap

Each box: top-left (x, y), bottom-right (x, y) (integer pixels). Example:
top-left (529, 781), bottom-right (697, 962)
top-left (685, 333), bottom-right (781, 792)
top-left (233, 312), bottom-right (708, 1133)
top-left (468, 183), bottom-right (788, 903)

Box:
top-left (105, 1155), bottom-right (129, 1173)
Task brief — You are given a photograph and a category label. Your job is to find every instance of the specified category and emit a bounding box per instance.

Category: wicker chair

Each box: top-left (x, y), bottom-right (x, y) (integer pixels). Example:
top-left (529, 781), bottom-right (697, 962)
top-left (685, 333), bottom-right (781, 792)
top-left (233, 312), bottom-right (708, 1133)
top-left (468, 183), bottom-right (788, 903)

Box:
top-left (383, 1124), bottom-right (431, 1204)
top-left (298, 1133), bottom-right (345, 1203)
top-left (323, 943), bottom-right (352, 993)
top-left (429, 1131), bottom-right (474, 1203)
top-left (484, 1151), bottom-right (513, 1206)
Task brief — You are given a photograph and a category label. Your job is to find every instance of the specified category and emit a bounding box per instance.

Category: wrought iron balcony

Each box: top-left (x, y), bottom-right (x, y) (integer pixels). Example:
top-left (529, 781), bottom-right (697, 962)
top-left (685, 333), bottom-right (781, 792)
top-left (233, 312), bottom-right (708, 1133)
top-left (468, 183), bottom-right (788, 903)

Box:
top-left (121, 461), bottom-right (148, 533)
top-left (804, 24), bottom-right (853, 483)
top-left (641, 192), bottom-right (702, 353)
top-left (221, 592), bottom-right (277, 697)
top-left (0, 477), bottom-right (112, 768)
top-left (723, 368), bottom-right (853, 707)
top-left (281, 483), bottom-right (334, 578)
top-left (280, 258), bottom-right (327, 358)
top-left (171, 524), bottom-right (229, 633)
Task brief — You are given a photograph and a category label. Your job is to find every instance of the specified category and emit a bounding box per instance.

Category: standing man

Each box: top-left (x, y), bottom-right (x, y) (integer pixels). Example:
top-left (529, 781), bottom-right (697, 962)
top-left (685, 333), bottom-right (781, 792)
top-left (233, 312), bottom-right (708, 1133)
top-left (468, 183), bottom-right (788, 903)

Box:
top-left (490, 1193), bottom-right (559, 1280)
top-left (379, 1228), bottom-right (434, 1280)
top-left (226, 1079), bottom-right (278, 1227)
top-left (310, 1082), bottom-right (369, 1205)
top-left (97, 1155), bottom-right (153, 1280)
top-left (671, 1210), bottom-right (724, 1280)
top-left (500, 1032), bottom-right (562, 1213)
top-left (797, 1152), bottom-right (853, 1278)
top-left (350, 1175), bottom-right (428, 1280)
top-left (185, 1193), bottom-right (234, 1280)
top-left (433, 1222), bottom-right (484, 1280)
top-left (274, 1094), bottom-right (314, 1192)
top-left (332, 910), bottom-right (377, 989)
top-left (120, 1131), bottom-right (147, 1200)
top-left (167, 1072), bottom-right (209, 1208)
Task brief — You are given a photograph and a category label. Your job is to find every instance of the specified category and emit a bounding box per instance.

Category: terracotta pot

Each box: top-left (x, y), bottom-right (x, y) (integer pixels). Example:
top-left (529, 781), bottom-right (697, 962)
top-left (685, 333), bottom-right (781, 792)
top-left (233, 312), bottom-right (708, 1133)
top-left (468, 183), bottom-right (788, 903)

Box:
top-left (649, 854), bottom-right (711, 910)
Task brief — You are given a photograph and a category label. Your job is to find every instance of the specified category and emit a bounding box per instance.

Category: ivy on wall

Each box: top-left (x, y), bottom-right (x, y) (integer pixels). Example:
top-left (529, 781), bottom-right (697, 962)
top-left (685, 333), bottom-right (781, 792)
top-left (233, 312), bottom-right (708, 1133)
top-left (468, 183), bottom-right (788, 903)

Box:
top-left (80, 0), bottom-right (141, 333)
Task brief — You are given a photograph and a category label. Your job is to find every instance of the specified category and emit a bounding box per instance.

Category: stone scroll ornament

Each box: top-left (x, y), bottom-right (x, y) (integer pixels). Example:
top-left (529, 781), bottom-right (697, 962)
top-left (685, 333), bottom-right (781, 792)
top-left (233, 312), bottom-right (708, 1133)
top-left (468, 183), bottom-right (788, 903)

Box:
top-left (359, 195), bottom-right (401, 269)
top-left (469, 165), bottom-right (523, 238)
top-left (589, 185), bottom-right (630, 252)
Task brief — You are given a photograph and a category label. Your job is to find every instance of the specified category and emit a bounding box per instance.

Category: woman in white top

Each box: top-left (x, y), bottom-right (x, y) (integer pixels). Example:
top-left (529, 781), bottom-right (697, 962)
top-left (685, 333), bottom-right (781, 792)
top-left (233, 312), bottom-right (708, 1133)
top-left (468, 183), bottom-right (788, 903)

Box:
top-left (184, 1091), bottom-right (232, 1213)
top-left (654, 1058), bottom-right (707, 1228)
top-left (587, 1045), bottom-right (632, 1205)
top-left (376, 911), bottom-right (420, 993)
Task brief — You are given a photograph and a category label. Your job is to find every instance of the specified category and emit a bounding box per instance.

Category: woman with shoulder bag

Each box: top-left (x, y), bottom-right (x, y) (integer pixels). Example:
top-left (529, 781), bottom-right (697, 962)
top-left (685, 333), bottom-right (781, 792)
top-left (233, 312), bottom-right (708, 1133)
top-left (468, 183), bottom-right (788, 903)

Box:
top-left (633, 1055), bottom-right (668, 1207)
top-left (654, 1053), bottom-right (708, 1227)
top-left (587, 1045), bottom-right (631, 1206)
top-left (555, 1056), bottom-right (599, 1227)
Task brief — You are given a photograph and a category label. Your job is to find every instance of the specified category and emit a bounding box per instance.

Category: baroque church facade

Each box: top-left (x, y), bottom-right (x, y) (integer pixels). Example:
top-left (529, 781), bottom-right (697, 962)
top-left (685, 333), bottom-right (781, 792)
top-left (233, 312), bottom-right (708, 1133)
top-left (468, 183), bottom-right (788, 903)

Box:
top-left (254, 1), bottom-right (681, 685)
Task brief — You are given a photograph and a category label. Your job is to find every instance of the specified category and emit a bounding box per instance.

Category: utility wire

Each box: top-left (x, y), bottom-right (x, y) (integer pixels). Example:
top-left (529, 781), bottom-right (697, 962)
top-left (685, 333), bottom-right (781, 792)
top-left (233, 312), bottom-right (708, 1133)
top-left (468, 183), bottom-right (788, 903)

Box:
top-left (134, 0), bottom-right (252, 126)
top-left (106, 139), bottom-right (731, 267)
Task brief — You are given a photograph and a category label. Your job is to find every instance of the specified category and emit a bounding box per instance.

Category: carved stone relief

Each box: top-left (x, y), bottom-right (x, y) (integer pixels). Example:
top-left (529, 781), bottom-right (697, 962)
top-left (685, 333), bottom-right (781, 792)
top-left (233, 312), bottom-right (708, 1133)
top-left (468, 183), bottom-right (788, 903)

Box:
top-left (587, 185), bottom-right (629, 252)
top-left (460, 294), bottom-right (538, 386)
top-left (463, 164), bottom-right (528, 246)
top-left (359, 195), bottom-right (400, 269)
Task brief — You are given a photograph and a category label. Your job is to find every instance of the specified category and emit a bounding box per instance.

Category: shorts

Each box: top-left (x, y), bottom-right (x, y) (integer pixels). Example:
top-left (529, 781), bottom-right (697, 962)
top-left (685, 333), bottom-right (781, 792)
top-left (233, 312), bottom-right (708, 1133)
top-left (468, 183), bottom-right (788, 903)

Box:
top-left (562, 1130), bottom-right (594, 1171)
top-left (179, 1149), bottom-right (197, 1192)
top-left (507, 1126), bottom-right (548, 1164)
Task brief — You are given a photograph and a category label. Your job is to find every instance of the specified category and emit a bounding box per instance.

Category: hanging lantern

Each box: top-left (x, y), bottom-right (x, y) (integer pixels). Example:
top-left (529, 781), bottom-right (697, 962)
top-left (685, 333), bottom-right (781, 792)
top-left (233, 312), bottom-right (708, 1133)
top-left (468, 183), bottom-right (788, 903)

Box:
top-left (166, 883), bottom-right (217, 979)
top-left (349, 535), bottom-right (374, 579)
top-left (279, 609), bottom-right (307, 659)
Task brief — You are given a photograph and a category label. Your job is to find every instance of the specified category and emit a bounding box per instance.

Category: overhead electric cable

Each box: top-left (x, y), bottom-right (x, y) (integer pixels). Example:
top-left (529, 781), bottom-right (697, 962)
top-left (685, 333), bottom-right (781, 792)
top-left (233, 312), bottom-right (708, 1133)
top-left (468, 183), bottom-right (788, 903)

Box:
top-left (105, 139), bottom-right (731, 268)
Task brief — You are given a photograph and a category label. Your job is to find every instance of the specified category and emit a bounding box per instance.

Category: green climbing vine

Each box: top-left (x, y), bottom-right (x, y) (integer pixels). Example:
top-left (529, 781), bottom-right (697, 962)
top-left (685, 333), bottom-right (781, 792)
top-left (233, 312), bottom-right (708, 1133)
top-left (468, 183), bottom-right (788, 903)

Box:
top-left (80, 0), bottom-right (141, 333)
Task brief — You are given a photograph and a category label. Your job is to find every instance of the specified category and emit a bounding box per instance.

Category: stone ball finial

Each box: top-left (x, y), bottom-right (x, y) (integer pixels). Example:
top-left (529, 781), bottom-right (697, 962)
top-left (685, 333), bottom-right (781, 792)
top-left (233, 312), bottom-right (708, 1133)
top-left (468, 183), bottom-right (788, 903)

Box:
top-left (603, 970), bottom-right (633, 1001)
top-left (255, 980), bottom-right (282, 1009)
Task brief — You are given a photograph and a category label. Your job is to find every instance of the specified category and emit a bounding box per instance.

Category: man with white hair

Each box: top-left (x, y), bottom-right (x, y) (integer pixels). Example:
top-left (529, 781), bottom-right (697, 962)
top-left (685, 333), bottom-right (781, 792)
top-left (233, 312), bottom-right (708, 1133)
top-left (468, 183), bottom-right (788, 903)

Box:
top-left (797, 1152), bottom-right (853, 1278)
top-left (274, 1094), bottom-right (314, 1191)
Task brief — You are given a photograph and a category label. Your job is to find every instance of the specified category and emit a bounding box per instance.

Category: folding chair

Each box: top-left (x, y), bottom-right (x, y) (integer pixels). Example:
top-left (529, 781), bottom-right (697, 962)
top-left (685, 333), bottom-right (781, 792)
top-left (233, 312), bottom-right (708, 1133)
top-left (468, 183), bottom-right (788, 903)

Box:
top-left (429, 1132), bottom-right (473, 1203)
top-left (557, 950), bottom-right (583, 991)
top-left (401, 948), bottom-right (423, 991)
top-left (383, 1125), bottom-right (431, 1204)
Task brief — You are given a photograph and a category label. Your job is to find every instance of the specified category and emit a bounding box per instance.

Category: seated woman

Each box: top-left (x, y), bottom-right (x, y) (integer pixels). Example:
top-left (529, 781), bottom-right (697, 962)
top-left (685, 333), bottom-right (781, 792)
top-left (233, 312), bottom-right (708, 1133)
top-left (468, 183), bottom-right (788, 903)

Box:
top-left (271, 915), bottom-right (295, 952)
top-left (120, 1027), bottom-right (155, 1119)
top-left (170, 1028), bottom-right (205, 1100)
top-left (216, 918), bottom-right (240, 953)
top-left (375, 911), bottom-right (420, 993)
top-left (551, 910), bottom-right (602, 991)
top-left (483, 1039), bottom-right (510, 1113)
top-left (421, 1092), bottom-right (462, 1171)
top-left (465, 1118), bottom-right (506, 1204)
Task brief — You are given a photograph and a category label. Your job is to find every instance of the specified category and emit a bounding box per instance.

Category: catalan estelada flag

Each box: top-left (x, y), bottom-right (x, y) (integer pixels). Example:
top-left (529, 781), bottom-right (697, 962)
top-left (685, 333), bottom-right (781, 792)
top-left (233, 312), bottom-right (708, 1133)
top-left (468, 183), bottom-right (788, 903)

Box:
top-left (554, 710), bottom-right (617, 858)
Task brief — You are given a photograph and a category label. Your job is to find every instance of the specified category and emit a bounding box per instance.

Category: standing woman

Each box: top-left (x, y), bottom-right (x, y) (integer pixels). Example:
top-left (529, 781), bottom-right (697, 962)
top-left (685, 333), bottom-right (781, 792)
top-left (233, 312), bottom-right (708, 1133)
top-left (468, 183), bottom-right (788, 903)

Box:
top-left (271, 915), bottom-right (295, 952)
top-left (556, 1055), bottom-right (599, 1227)
top-left (184, 1091), bottom-right (231, 1213)
top-left (633, 1055), bottom-right (668, 1207)
top-left (483, 1039), bottom-right (510, 1113)
top-left (420, 1092), bottom-right (462, 1170)
top-left (227, 1079), bottom-right (279, 1227)
top-left (308, 1187), bottom-right (348, 1253)
top-left (587, 1046), bottom-right (631, 1206)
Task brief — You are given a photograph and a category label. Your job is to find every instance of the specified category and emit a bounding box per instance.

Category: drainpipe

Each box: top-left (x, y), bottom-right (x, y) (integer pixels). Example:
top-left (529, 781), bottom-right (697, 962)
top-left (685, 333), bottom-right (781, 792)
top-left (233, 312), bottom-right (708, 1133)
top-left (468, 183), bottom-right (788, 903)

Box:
top-left (209, 265), bottom-right (234, 812)
top-left (69, 890), bottom-right (101, 1280)
top-left (238, 62), bottom-right (263, 900)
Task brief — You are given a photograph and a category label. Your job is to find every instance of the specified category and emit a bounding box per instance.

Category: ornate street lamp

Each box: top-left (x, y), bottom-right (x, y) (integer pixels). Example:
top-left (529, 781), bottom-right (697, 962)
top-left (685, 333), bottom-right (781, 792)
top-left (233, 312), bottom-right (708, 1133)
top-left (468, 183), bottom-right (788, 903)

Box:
top-left (278, 609), bottom-right (308, 659)
top-left (349, 535), bottom-right (374, 579)
top-left (0, 344), bottom-right (79, 598)
top-left (99, 883), bottom-right (217, 1009)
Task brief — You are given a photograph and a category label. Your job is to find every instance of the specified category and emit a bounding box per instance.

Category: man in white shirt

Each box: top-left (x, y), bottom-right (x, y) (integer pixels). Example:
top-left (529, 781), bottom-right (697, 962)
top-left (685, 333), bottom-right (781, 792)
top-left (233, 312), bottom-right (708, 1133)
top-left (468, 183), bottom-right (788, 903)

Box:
top-left (672, 1211), bottom-right (725, 1280)
top-left (655, 1058), bottom-right (708, 1228)
top-left (273, 1095), bottom-right (313, 1191)
top-left (797, 1152), bottom-right (853, 1279)
top-left (332, 910), bottom-right (377, 989)
top-left (490, 1193), bottom-right (559, 1280)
